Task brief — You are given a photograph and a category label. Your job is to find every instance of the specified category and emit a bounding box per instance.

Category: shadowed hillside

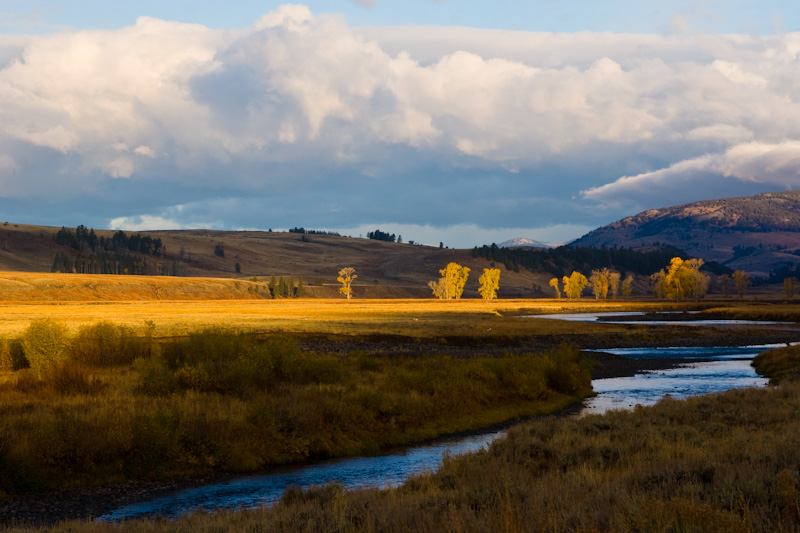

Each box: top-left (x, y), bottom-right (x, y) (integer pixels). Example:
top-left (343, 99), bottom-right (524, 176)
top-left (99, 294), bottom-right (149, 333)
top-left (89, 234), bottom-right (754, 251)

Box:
top-left (571, 191), bottom-right (800, 277)
top-left (0, 223), bottom-right (560, 299)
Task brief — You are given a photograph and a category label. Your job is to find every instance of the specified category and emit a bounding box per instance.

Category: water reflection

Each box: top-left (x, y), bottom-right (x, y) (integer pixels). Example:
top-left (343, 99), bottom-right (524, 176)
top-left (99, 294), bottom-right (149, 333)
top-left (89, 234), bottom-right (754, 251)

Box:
top-left (527, 311), bottom-right (783, 326)
top-left (99, 430), bottom-right (502, 521)
top-left (100, 343), bottom-right (784, 521)
top-left (583, 358), bottom-right (768, 415)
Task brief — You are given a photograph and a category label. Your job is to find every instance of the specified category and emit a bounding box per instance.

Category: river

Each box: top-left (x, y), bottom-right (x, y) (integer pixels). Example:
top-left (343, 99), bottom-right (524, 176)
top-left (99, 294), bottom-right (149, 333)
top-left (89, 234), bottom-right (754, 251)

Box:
top-left (99, 340), bottom-right (782, 522)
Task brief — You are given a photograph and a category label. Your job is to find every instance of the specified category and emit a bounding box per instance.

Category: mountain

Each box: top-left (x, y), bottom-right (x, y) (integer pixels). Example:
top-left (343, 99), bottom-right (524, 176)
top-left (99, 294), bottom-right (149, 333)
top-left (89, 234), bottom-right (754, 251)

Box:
top-left (570, 191), bottom-right (800, 277)
top-left (497, 238), bottom-right (561, 249)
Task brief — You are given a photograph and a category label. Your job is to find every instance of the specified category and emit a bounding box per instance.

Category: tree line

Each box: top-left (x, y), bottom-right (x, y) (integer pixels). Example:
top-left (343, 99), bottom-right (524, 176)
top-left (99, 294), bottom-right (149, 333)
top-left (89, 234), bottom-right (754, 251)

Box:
top-left (367, 229), bottom-right (398, 243)
top-left (288, 227), bottom-right (341, 236)
top-left (51, 251), bottom-right (182, 276)
top-left (549, 269), bottom-right (634, 300)
top-left (471, 243), bottom-right (689, 277)
top-left (54, 225), bottom-right (165, 256)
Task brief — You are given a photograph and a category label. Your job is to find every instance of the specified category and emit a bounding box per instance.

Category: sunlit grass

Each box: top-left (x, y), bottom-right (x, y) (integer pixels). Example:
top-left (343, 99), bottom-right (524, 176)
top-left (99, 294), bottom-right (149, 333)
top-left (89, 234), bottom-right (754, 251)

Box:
top-left (0, 296), bottom-right (713, 338)
top-left (5, 356), bottom-right (800, 532)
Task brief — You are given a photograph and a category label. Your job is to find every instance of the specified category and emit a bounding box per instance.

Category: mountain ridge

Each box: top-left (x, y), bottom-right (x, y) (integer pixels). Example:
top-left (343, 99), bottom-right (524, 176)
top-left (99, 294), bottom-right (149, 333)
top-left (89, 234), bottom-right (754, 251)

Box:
top-left (571, 190), bottom-right (800, 277)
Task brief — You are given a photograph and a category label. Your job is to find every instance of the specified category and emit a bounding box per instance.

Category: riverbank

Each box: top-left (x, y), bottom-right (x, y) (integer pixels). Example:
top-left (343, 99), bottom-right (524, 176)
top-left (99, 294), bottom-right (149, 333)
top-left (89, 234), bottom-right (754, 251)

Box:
top-left (5, 343), bottom-right (799, 532)
top-left (0, 347), bottom-right (743, 527)
top-left (0, 326), bottom-right (594, 527)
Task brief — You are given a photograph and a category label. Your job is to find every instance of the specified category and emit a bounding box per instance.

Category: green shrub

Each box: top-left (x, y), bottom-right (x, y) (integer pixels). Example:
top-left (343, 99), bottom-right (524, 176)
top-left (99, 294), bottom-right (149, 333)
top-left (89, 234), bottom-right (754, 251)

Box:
top-left (70, 321), bottom-right (149, 367)
top-left (21, 318), bottom-right (70, 376)
top-left (133, 356), bottom-right (177, 396)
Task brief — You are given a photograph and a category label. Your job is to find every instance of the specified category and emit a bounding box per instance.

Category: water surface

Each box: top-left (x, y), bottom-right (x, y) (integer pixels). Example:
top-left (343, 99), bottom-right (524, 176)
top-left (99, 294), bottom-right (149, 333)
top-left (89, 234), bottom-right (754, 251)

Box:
top-left (527, 311), bottom-right (783, 326)
top-left (99, 430), bottom-right (502, 521)
top-left (100, 343), bottom-right (783, 521)
top-left (581, 344), bottom-right (776, 415)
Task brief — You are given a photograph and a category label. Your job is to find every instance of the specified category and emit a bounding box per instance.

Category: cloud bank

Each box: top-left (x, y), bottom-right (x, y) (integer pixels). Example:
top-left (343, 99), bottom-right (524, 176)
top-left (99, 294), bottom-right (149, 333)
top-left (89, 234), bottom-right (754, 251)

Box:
top-left (1, 4), bottom-right (799, 246)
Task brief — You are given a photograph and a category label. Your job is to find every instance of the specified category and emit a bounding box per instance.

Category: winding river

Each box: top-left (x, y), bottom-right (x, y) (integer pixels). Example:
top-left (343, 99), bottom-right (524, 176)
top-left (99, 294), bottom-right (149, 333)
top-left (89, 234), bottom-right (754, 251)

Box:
top-left (99, 330), bottom-right (788, 521)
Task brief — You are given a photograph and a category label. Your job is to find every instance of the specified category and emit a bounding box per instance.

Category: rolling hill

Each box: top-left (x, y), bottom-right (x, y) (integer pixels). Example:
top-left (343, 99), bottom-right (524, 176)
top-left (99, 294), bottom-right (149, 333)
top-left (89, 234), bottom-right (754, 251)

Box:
top-left (0, 223), bottom-right (557, 299)
top-left (571, 191), bottom-right (800, 277)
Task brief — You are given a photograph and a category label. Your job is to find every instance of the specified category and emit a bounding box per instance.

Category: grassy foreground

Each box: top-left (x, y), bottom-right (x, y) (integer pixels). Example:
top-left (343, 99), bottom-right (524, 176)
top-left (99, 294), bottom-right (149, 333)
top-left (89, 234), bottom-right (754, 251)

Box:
top-left (4, 341), bottom-right (800, 531)
top-left (0, 323), bottom-right (592, 497)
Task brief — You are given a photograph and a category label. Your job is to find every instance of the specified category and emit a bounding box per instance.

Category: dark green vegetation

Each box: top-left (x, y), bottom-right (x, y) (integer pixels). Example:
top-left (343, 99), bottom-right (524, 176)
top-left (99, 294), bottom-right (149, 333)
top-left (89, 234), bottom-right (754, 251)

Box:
top-left (51, 226), bottom-right (170, 276)
top-left (471, 242), bottom-right (690, 277)
top-left (571, 190), bottom-right (800, 278)
top-left (0, 321), bottom-right (591, 496)
top-left (54, 226), bottom-right (165, 257)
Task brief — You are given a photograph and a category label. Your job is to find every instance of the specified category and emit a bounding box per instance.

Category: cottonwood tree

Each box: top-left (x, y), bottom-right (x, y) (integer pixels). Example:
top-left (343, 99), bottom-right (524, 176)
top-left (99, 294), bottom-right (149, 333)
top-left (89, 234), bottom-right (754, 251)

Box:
top-left (733, 270), bottom-right (751, 299)
top-left (589, 268), bottom-right (611, 299)
top-left (337, 267), bottom-right (357, 300)
top-left (549, 277), bottom-right (561, 299)
top-left (429, 262), bottom-right (470, 300)
top-left (651, 257), bottom-right (710, 301)
top-left (478, 268), bottom-right (500, 300)
top-left (609, 272), bottom-right (621, 299)
top-left (621, 274), bottom-right (634, 299)
top-left (562, 271), bottom-right (588, 299)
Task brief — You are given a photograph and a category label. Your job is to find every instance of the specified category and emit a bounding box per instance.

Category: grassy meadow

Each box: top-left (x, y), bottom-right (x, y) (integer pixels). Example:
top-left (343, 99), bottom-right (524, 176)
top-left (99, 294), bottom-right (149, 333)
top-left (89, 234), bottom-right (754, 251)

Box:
top-left (1, 316), bottom-right (799, 531)
top-left (2, 271), bottom-right (800, 531)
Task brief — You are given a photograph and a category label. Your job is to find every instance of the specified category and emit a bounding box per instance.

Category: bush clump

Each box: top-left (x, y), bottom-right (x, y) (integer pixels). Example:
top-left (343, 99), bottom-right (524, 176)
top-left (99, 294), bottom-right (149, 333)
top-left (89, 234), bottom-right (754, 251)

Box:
top-left (70, 321), bottom-right (151, 367)
top-left (20, 318), bottom-right (70, 376)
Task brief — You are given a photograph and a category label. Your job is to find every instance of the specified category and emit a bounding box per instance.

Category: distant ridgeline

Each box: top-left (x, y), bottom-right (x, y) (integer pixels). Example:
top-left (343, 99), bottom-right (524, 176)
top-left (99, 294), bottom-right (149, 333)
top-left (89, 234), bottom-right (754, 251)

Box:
top-left (471, 243), bottom-right (712, 277)
top-left (52, 225), bottom-right (173, 275)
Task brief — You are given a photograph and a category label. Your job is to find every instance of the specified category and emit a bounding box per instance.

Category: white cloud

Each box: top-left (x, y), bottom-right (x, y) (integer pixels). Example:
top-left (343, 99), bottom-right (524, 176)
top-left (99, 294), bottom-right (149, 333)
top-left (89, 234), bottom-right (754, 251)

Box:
top-left (582, 140), bottom-right (800, 207)
top-left (1, 6), bottom-right (800, 232)
top-left (109, 214), bottom-right (213, 231)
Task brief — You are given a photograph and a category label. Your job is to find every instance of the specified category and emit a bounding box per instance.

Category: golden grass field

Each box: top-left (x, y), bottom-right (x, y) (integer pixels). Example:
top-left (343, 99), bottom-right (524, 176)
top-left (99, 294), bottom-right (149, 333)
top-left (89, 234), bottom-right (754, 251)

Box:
top-left (2, 270), bottom-right (800, 531)
top-left (0, 273), bottom-right (675, 337)
top-left (1, 271), bottom-right (798, 340)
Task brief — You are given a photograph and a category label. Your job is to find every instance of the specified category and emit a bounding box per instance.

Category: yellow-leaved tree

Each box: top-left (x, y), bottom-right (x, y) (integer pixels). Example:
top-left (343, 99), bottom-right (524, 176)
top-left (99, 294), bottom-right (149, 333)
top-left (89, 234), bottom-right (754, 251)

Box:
top-left (478, 268), bottom-right (500, 300)
top-left (608, 271), bottom-right (621, 299)
top-left (651, 257), bottom-right (710, 301)
top-left (549, 277), bottom-right (561, 299)
top-left (429, 262), bottom-right (470, 300)
top-left (562, 271), bottom-right (588, 299)
top-left (733, 270), bottom-right (751, 299)
top-left (621, 274), bottom-right (634, 299)
top-left (337, 267), bottom-right (357, 300)
top-left (589, 268), bottom-right (611, 299)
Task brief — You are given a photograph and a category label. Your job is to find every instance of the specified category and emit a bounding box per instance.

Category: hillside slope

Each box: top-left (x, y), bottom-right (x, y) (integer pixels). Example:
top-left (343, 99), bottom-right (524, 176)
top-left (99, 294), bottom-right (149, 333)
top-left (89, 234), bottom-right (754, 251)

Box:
top-left (0, 224), bottom-right (554, 299)
top-left (571, 191), bottom-right (800, 277)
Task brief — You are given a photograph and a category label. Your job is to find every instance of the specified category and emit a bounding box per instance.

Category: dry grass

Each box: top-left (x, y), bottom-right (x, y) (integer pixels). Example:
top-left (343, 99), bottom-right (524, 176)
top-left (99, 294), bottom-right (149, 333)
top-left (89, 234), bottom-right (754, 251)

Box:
top-left (0, 291), bottom-right (696, 339)
top-left (5, 363), bottom-right (800, 532)
top-left (0, 327), bottom-right (591, 496)
top-left (0, 222), bottom-right (577, 298)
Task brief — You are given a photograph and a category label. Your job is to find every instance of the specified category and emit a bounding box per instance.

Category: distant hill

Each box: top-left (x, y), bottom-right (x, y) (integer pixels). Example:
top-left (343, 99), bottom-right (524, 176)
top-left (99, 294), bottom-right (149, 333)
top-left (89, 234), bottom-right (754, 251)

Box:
top-left (0, 223), bottom-right (562, 299)
top-left (498, 238), bottom-right (561, 249)
top-left (570, 191), bottom-right (800, 277)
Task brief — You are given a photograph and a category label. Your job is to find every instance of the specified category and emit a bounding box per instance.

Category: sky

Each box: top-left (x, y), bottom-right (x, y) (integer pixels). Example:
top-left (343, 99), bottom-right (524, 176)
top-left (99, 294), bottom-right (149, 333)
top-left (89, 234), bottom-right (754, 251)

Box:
top-left (0, 1), bottom-right (799, 248)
